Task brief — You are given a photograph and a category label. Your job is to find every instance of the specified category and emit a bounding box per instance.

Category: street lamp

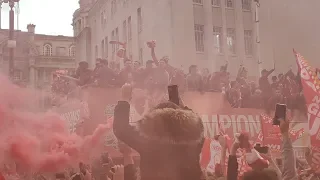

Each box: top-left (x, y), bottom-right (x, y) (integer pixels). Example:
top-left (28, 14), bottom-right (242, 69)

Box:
top-left (2, 0), bottom-right (19, 79)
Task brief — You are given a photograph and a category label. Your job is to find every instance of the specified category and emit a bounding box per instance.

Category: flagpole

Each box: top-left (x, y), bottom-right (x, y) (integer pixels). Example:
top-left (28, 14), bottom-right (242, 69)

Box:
top-left (254, 0), bottom-right (262, 78)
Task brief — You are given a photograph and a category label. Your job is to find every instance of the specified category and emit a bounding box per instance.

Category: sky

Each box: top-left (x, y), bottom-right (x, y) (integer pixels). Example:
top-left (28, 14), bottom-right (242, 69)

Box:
top-left (1, 0), bottom-right (79, 36)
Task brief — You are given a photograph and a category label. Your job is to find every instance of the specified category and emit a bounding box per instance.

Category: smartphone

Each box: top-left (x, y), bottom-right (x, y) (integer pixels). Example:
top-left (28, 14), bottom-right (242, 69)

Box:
top-left (168, 85), bottom-right (179, 105)
top-left (254, 144), bottom-right (269, 154)
top-left (273, 103), bottom-right (287, 125)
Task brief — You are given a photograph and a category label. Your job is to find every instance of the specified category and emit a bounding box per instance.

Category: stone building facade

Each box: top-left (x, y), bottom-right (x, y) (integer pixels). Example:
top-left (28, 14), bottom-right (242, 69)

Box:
top-left (0, 24), bottom-right (76, 88)
top-left (73, 0), bottom-right (320, 79)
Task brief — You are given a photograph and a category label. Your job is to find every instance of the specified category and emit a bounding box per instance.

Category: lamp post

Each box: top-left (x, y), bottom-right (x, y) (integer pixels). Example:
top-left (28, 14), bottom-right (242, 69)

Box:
top-left (3, 0), bottom-right (19, 79)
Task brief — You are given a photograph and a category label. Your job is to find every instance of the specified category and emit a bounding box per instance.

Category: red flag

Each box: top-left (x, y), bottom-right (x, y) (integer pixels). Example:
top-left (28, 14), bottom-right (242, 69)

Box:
top-left (294, 51), bottom-right (320, 172)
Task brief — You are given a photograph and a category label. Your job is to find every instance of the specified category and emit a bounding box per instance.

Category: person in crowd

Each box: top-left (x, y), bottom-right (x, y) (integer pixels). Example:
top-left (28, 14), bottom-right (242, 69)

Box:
top-left (227, 118), bottom-right (297, 180)
top-left (118, 59), bottom-right (134, 85)
top-left (247, 89), bottom-right (263, 108)
top-left (266, 88), bottom-right (285, 113)
top-left (209, 62), bottom-right (229, 92)
top-left (94, 59), bottom-right (117, 88)
top-left (152, 58), bottom-right (170, 92)
top-left (93, 58), bottom-right (103, 75)
top-left (79, 162), bottom-right (92, 180)
top-left (55, 172), bottom-right (67, 180)
top-left (113, 83), bottom-right (204, 180)
top-left (271, 76), bottom-right (278, 90)
top-left (118, 142), bottom-right (138, 180)
top-left (147, 40), bottom-right (175, 78)
top-left (73, 61), bottom-right (93, 87)
top-left (219, 62), bottom-right (230, 87)
top-left (259, 68), bottom-right (275, 106)
top-left (171, 68), bottom-right (186, 92)
top-left (259, 68), bottom-right (275, 93)
top-left (186, 65), bottom-right (203, 91)
top-left (92, 152), bottom-right (115, 180)
top-left (201, 68), bottom-right (211, 91)
top-left (227, 81), bottom-right (242, 108)
top-left (133, 61), bottom-right (141, 71)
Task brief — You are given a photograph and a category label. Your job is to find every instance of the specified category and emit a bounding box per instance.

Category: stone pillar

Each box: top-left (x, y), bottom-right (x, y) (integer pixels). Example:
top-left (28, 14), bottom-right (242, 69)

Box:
top-left (234, 0), bottom-right (246, 65)
top-left (29, 57), bottom-right (35, 88)
top-left (203, 0), bottom-right (216, 71)
top-left (221, 0), bottom-right (229, 63)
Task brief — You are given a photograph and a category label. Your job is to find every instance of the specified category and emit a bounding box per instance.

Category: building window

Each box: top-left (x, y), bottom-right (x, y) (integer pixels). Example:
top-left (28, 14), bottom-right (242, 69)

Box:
top-left (137, 8), bottom-right (142, 33)
top-left (104, 10), bottom-right (107, 24)
top-left (111, 30), bottom-right (115, 57)
top-left (227, 28), bottom-right (236, 54)
top-left (101, 11), bottom-right (104, 25)
top-left (194, 24), bottom-right (204, 52)
top-left (139, 48), bottom-right (143, 62)
top-left (105, 37), bottom-right (109, 58)
top-left (213, 26), bottom-right (223, 53)
top-left (115, 27), bottom-right (119, 50)
top-left (128, 16), bottom-right (132, 56)
top-left (43, 44), bottom-right (52, 56)
top-left (95, 45), bottom-right (98, 58)
top-left (128, 16), bottom-right (132, 40)
top-left (226, 0), bottom-right (234, 8)
top-left (123, 20), bottom-right (127, 43)
top-left (193, 0), bottom-right (203, 5)
top-left (101, 39), bottom-right (105, 57)
top-left (244, 30), bottom-right (253, 55)
top-left (69, 45), bottom-right (76, 56)
top-left (212, 0), bottom-right (220, 7)
top-left (123, 0), bottom-right (129, 7)
top-left (111, 0), bottom-right (116, 17)
top-left (242, 0), bottom-right (251, 11)
top-left (13, 70), bottom-right (22, 81)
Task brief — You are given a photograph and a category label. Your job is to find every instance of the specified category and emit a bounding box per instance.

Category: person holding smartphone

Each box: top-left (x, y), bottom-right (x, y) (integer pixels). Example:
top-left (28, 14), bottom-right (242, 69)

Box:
top-left (113, 84), bottom-right (204, 180)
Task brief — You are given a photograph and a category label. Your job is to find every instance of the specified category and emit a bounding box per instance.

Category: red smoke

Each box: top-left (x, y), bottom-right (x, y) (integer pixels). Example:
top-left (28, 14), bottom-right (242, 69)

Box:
top-left (0, 75), bottom-right (109, 173)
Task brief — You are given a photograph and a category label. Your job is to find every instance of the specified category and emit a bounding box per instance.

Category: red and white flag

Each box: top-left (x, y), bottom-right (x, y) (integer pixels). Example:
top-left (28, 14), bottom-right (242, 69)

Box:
top-left (295, 50), bottom-right (320, 172)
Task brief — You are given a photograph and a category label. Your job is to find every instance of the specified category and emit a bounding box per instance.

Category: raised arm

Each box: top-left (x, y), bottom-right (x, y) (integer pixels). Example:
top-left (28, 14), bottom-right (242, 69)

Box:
top-left (266, 68), bottom-right (275, 77)
top-left (113, 84), bottom-right (146, 152)
top-left (280, 119), bottom-right (298, 180)
top-left (227, 142), bottom-right (239, 180)
top-left (147, 41), bottom-right (159, 66)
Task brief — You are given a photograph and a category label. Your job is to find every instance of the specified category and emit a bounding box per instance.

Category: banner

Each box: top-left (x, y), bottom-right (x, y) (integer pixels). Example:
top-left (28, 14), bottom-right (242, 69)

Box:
top-left (295, 51), bottom-right (320, 172)
top-left (261, 113), bottom-right (306, 153)
top-left (53, 88), bottom-right (309, 162)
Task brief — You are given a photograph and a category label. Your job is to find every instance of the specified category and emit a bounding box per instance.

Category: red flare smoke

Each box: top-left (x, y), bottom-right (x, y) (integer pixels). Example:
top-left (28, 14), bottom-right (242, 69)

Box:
top-left (0, 75), bottom-right (110, 173)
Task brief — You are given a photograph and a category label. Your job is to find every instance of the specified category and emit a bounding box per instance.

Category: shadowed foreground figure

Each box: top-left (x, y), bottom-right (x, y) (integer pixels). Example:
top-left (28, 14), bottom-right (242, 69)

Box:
top-left (113, 84), bottom-right (204, 180)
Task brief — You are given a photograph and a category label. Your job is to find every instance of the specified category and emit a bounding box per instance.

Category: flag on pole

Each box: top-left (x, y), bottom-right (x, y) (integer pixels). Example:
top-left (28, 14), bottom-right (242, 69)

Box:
top-left (294, 50), bottom-right (320, 172)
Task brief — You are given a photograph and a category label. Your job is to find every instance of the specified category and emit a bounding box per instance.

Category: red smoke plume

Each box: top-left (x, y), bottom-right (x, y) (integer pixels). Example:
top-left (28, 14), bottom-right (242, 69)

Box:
top-left (0, 75), bottom-right (109, 173)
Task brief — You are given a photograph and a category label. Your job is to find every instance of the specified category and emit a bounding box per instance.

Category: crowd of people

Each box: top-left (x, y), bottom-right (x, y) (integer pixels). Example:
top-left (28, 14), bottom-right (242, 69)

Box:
top-left (111, 84), bottom-right (318, 180)
top-left (42, 40), bottom-right (320, 180)
top-left (51, 40), bottom-right (307, 113)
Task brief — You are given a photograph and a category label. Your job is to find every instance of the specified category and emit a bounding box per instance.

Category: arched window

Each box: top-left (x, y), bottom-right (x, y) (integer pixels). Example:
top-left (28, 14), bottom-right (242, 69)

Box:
top-left (69, 45), bottom-right (76, 56)
top-left (43, 44), bottom-right (52, 56)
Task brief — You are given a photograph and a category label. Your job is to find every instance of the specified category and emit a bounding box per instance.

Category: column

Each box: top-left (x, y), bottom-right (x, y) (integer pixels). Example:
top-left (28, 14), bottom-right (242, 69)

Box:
top-left (234, 0), bottom-right (246, 65)
top-left (29, 57), bottom-right (35, 87)
top-left (203, 0), bottom-right (215, 71)
top-left (221, 0), bottom-right (229, 63)
top-left (35, 68), bottom-right (38, 87)
top-left (0, 2), bottom-right (2, 29)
